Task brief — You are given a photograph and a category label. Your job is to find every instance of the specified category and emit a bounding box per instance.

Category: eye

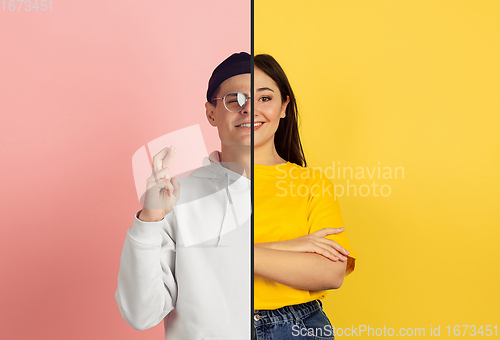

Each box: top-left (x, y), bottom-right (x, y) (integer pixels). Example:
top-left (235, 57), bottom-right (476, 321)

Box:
top-left (259, 96), bottom-right (272, 102)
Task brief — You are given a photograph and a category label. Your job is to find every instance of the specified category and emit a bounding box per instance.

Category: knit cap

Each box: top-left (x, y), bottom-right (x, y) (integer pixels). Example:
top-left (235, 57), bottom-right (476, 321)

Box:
top-left (206, 52), bottom-right (251, 102)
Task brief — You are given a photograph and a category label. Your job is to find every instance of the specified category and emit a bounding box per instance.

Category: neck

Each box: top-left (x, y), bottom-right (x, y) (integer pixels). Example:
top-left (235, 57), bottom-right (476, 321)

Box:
top-left (254, 140), bottom-right (286, 166)
top-left (219, 144), bottom-right (251, 179)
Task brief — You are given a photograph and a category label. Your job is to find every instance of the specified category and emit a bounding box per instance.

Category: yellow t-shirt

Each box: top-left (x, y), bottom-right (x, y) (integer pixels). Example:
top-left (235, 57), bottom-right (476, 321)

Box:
top-left (254, 161), bottom-right (356, 310)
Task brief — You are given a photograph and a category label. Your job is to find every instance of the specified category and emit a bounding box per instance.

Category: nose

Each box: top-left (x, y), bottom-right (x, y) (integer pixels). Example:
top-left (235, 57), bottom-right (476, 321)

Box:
top-left (240, 96), bottom-right (252, 114)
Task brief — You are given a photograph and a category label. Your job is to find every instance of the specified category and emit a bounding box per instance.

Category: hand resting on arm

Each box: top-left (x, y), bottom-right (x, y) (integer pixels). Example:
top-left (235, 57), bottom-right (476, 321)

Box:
top-left (254, 228), bottom-right (355, 291)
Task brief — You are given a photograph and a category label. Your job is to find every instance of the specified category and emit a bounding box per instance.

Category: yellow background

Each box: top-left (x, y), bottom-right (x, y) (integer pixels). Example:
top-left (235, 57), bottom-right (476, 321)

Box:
top-left (255, 0), bottom-right (500, 337)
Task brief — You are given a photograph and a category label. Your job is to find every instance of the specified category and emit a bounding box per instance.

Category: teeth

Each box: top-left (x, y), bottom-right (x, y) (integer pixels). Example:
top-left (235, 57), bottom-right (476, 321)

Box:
top-left (239, 122), bottom-right (263, 127)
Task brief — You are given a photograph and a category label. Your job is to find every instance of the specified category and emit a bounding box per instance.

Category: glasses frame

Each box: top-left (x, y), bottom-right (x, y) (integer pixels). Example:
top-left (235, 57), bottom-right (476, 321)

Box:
top-left (212, 91), bottom-right (252, 113)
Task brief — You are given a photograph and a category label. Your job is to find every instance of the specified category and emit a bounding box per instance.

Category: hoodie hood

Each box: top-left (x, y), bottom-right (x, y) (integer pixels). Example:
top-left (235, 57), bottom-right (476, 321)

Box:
top-left (177, 150), bottom-right (250, 247)
top-left (190, 150), bottom-right (248, 182)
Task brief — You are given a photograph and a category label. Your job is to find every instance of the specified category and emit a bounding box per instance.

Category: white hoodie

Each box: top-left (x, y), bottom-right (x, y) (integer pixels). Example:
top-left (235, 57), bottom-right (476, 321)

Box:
top-left (115, 151), bottom-right (251, 340)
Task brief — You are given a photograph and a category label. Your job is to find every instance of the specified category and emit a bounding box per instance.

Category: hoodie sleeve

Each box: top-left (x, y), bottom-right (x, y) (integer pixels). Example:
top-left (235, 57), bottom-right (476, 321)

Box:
top-left (115, 210), bottom-right (178, 331)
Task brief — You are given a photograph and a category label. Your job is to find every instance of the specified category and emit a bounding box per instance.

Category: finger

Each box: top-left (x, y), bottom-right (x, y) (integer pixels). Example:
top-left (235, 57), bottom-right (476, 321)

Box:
top-left (311, 244), bottom-right (340, 262)
top-left (311, 227), bottom-right (345, 238)
top-left (152, 146), bottom-right (176, 174)
top-left (171, 177), bottom-right (181, 199)
top-left (152, 146), bottom-right (171, 173)
top-left (309, 239), bottom-right (349, 262)
top-left (164, 180), bottom-right (174, 195)
top-left (314, 241), bottom-right (346, 261)
top-left (323, 245), bottom-right (347, 261)
top-left (315, 238), bottom-right (351, 257)
top-left (158, 188), bottom-right (173, 211)
top-left (300, 240), bottom-right (339, 261)
top-left (147, 167), bottom-right (172, 187)
top-left (161, 146), bottom-right (176, 170)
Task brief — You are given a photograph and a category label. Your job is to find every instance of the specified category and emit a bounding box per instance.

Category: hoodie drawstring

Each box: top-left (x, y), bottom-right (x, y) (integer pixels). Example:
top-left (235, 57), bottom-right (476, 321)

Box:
top-left (217, 172), bottom-right (231, 246)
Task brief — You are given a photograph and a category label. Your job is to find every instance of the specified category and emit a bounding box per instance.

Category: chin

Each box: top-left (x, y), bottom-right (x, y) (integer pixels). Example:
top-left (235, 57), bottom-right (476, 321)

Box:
top-left (221, 138), bottom-right (251, 149)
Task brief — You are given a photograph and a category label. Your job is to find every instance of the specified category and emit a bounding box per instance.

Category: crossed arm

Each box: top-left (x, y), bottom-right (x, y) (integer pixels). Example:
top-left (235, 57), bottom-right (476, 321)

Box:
top-left (254, 228), bottom-right (355, 291)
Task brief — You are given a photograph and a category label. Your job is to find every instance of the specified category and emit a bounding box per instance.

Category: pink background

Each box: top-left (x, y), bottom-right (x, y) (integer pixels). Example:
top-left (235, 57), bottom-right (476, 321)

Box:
top-left (0, 1), bottom-right (250, 339)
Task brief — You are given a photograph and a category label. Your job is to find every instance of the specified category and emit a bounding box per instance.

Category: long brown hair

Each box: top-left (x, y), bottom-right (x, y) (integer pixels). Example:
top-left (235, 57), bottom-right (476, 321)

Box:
top-left (254, 54), bottom-right (307, 167)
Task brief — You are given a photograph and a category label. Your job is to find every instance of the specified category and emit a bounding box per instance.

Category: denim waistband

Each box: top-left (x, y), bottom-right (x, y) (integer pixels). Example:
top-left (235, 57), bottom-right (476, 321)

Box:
top-left (254, 300), bottom-right (322, 326)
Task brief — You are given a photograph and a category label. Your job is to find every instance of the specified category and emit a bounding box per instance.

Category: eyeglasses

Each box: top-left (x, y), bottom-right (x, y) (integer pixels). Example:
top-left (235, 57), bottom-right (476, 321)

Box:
top-left (212, 92), bottom-right (251, 113)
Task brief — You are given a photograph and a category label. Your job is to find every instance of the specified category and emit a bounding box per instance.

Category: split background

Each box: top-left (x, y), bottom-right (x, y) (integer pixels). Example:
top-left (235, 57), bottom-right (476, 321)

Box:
top-left (1, 0), bottom-right (499, 339)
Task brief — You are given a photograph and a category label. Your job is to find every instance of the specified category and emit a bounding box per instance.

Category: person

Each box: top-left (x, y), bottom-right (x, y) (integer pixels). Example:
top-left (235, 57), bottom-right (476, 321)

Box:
top-left (253, 54), bottom-right (357, 339)
top-left (115, 52), bottom-right (252, 340)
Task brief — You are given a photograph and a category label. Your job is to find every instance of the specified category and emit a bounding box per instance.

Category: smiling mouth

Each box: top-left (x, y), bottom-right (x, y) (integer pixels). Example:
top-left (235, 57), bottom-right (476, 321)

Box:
top-left (235, 122), bottom-right (264, 127)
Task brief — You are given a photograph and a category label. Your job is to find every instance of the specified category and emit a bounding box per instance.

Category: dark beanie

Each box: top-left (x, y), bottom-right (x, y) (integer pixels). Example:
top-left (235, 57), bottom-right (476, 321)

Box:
top-left (206, 52), bottom-right (251, 102)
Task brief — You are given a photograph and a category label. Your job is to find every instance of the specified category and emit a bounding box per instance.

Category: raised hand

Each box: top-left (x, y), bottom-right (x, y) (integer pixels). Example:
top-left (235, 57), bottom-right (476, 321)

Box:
top-left (138, 146), bottom-right (181, 222)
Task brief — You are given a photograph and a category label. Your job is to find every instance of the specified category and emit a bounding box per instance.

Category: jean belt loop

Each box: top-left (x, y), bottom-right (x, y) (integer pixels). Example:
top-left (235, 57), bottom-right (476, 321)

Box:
top-left (289, 304), bottom-right (301, 324)
top-left (317, 299), bottom-right (323, 308)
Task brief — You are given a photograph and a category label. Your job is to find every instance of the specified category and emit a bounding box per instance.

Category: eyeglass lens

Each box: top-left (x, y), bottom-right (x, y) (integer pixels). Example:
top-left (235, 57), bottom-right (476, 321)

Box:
top-left (224, 92), bottom-right (248, 112)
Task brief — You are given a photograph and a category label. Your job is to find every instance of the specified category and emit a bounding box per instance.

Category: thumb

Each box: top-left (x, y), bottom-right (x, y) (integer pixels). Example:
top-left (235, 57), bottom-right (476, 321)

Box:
top-left (171, 177), bottom-right (181, 199)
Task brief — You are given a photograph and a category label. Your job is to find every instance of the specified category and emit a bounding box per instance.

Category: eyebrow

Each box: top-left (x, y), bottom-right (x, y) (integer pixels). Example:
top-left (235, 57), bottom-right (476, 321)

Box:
top-left (257, 87), bottom-right (274, 92)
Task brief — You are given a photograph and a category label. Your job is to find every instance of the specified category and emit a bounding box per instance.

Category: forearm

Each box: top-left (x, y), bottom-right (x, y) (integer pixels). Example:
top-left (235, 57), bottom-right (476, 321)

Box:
top-left (254, 246), bottom-right (347, 291)
top-left (115, 212), bottom-right (177, 331)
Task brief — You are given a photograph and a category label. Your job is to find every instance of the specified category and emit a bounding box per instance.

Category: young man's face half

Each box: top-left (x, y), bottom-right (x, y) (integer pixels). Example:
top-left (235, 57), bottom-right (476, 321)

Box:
top-left (205, 73), bottom-right (252, 149)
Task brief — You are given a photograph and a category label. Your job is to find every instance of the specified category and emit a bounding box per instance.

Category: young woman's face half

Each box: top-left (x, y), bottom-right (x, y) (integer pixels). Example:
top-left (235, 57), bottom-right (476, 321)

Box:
top-left (253, 67), bottom-right (289, 149)
top-left (205, 73), bottom-right (252, 148)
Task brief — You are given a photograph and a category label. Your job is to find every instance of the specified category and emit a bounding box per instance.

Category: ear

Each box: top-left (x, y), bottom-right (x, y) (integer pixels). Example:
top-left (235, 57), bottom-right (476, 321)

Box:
top-left (280, 95), bottom-right (290, 118)
top-left (205, 101), bottom-right (217, 127)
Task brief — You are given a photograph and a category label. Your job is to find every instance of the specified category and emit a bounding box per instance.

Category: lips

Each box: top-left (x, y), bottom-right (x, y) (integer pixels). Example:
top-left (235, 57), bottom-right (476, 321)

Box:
top-left (235, 122), bottom-right (265, 127)
top-left (235, 122), bottom-right (265, 131)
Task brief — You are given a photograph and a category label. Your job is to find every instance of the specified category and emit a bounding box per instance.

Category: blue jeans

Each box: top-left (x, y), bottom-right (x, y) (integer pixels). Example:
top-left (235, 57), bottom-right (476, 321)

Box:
top-left (253, 300), bottom-right (335, 340)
